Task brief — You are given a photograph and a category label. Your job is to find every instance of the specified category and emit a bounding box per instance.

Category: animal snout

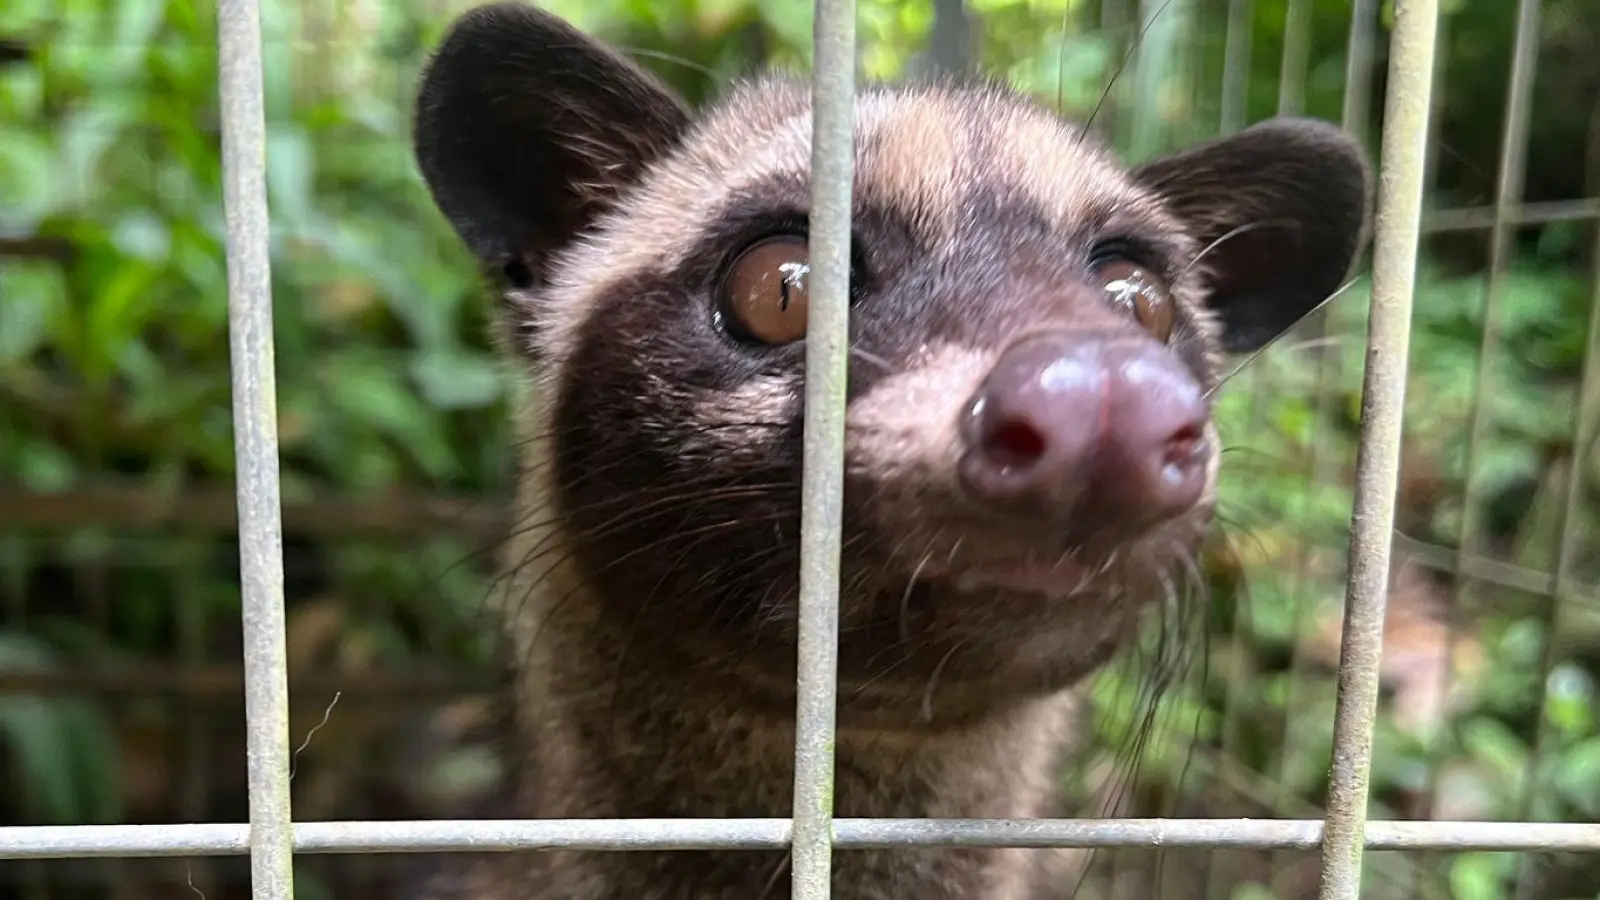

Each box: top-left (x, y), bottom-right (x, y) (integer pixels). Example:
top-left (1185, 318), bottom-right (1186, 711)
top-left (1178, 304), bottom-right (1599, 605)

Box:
top-left (956, 330), bottom-right (1210, 533)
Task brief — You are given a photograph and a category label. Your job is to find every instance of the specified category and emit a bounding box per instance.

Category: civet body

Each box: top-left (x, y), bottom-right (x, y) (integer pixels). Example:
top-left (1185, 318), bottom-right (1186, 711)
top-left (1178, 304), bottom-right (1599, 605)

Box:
top-left (409, 4), bottom-right (1370, 898)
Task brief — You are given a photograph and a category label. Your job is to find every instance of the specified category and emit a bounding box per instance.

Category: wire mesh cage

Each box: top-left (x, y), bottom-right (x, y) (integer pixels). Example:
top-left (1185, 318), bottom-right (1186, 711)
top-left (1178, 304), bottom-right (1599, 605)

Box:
top-left (1, 0), bottom-right (1599, 899)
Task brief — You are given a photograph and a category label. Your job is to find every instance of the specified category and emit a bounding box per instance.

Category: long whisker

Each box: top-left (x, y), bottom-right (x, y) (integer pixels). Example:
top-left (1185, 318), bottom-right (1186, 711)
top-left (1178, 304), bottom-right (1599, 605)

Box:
top-left (1204, 274), bottom-right (1363, 399)
top-left (616, 46), bottom-right (716, 78)
top-left (1076, 0), bottom-right (1181, 145)
top-left (1176, 218), bottom-right (1299, 283)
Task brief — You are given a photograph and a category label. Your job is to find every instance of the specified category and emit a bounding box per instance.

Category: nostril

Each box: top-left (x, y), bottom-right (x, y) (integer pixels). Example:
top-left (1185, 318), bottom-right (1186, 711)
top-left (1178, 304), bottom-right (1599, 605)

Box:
top-left (1160, 423), bottom-right (1205, 478)
top-left (1164, 423), bottom-right (1202, 457)
top-left (983, 417), bottom-right (1048, 468)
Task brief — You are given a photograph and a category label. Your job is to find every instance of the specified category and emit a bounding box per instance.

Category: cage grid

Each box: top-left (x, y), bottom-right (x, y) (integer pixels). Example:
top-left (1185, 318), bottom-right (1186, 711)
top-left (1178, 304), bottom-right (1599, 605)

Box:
top-left (3, 0), bottom-right (1600, 899)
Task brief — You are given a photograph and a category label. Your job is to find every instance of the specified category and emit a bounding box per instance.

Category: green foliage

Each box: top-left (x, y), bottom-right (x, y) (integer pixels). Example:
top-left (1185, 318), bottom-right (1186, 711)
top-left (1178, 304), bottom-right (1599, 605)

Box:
top-left (2, 0), bottom-right (508, 495)
top-left (0, 631), bottom-right (121, 825)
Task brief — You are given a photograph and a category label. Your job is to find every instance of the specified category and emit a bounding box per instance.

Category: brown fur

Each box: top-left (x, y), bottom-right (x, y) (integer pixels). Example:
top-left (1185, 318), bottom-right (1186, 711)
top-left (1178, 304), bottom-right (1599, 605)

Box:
top-left (408, 5), bottom-right (1371, 899)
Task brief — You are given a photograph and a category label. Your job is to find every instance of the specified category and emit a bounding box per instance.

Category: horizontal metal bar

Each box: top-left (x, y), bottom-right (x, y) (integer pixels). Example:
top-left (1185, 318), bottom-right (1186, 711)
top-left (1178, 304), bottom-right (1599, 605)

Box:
top-left (6, 516), bottom-right (1599, 617)
top-left (1422, 198), bottom-right (1600, 233)
top-left (2, 820), bottom-right (1597, 859)
top-left (0, 668), bottom-right (486, 701)
top-left (0, 484), bottom-right (504, 542)
top-left (0, 235), bottom-right (77, 261)
top-left (3, 485), bottom-right (1596, 607)
top-left (1393, 533), bottom-right (1600, 607)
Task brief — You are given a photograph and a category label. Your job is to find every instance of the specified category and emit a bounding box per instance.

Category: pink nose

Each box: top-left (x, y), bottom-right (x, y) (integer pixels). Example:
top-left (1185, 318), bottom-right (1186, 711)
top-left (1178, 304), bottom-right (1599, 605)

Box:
top-left (957, 331), bottom-right (1210, 534)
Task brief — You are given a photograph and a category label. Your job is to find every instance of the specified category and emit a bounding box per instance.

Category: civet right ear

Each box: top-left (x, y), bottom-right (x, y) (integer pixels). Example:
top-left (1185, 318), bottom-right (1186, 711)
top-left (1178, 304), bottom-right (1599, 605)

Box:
top-left (1131, 118), bottom-right (1372, 354)
top-left (413, 2), bottom-right (691, 289)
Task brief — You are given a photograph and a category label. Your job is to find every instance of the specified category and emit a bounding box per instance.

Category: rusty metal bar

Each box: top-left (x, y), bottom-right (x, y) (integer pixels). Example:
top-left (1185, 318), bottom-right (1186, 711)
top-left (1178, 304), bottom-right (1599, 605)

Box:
top-left (1315, 0), bottom-right (1440, 897)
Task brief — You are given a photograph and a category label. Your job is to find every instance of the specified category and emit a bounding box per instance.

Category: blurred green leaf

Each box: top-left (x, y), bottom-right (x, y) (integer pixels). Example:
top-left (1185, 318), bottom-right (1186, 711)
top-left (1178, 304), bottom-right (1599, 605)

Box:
top-left (410, 350), bottom-right (504, 411)
top-left (0, 263), bottom-right (65, 363)
top-left (267, 124), bottom-right (317, 230)
top-left (1554, 737), bottom-right (1600, 818)
top-left (0, 130), bottom-right (55, 228)
top-left (110, 210), bottom-right (171, 263)
top-left (1546, 664), bottom-right (1596, 738)
top-left (0, 631), bottom-right (121, 824)
top-left (1450, 853), bottom-right (1514, 900)
top-left (0, 696), bottom-right (83, 823)
top-left (1461, 717), bottom-right (1528, 791)
top-left (84, 260), bottom-right (159, 384)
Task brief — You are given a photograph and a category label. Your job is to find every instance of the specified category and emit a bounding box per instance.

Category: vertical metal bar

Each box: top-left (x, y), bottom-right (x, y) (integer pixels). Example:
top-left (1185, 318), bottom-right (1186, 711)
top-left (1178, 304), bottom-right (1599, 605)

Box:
top-left (1219, 0), bottom-right (1253, 134)
top-left (1220, 0), bottom-right (1311, 812)
top-left (791, 0), bottom-right (855, 896)
top-left (1128, 0), bottom-right (1185, 158)
top-left (1509, 239), bottom-right (1600, 900)
top-left (1340, 0), bottom-right (1379, 142)
top-left (1276, 0), bottom-right (1313, 116)
top-left (1275, 0), bottom-right (1383, 797)
top-left (1210, 5), bottom-right (1316, 896)
top-left (1315, 1), bottom-right (1439, 898)
top-left (919, 0), bottom-right (972, 78)
top-left (1429, 7), bottom-right (1542, 895)
top-left (1417, 19), bottom-right (1450, 203)
top-left (218, 0), bottom-right (296, 898)
top-left (1097, 0), bottom-right (1128, 144)
top-left (1453, 0), bottom-right (1541, 601)
top-left (1274, 1), bottom-right (1386, 892)
top-left (1410, 21), bottom-right (1453, 880)
top-left (178, 538), bottom-right (216, 897)
top-left (0, 539), bottom-right (48, 900)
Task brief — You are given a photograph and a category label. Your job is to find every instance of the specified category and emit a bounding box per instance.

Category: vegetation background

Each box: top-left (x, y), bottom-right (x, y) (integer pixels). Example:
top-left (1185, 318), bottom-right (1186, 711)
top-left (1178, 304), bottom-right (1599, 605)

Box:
top-left (0, 0), bottom-right (1597, 898)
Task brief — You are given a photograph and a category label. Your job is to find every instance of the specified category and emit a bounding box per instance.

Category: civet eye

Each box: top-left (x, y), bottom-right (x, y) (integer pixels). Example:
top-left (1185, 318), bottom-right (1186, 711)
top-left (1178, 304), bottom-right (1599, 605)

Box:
top-left (718, 235), bottom-right (812, 345)
top-left (1094, 257), bottom-right (1174, 342)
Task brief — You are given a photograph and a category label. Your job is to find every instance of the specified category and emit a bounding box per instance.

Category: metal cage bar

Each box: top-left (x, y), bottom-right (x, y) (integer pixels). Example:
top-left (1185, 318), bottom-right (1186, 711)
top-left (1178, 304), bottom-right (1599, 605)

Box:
top-left (1453, 0), bottom-right (1542, 578)
top-left (791, 0), bottom-right (856, 896)
top-left (217, 0), bottom-right (296, 898)
top-left (1315, 0), bottom-right (1440, 898)
top-left (1, 819), bottom-right (1598, 859)
top-left (10, 0), bottom-right (1600, 895)
top-left (1511, 197), bottom-right (1600, 900)
top-left (1275, 0), bottom-right (1313, 116)
top-left (1218, 0), bottom-right (1252, 134)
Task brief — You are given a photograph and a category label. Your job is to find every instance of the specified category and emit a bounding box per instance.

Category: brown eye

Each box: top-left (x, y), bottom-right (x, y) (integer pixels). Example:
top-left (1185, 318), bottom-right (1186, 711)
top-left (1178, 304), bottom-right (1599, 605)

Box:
top-left (719, 236), bottom-right (812, 344)
top-left (1096, 258), bottom-right (1174, 342)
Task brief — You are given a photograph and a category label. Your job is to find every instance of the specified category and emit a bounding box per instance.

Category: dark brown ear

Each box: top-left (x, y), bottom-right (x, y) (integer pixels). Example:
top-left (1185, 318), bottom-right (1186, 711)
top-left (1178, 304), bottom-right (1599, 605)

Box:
top-left (1132, 118), bottom-right (1372, 353)
top-left (412, 2), bottom-right (691, 290)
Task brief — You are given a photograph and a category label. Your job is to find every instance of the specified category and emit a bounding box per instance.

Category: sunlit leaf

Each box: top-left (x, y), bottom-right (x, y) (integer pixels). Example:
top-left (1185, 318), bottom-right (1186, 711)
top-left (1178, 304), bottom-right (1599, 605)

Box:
top-left (1551, 736), bottom-right (1600, 818)
top-left (0, 263), bottom-right (65, 363)
top-left (0, 130), bottom-right (55, 227)
top-left (1449, 853), bottom-right (1513, 900)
